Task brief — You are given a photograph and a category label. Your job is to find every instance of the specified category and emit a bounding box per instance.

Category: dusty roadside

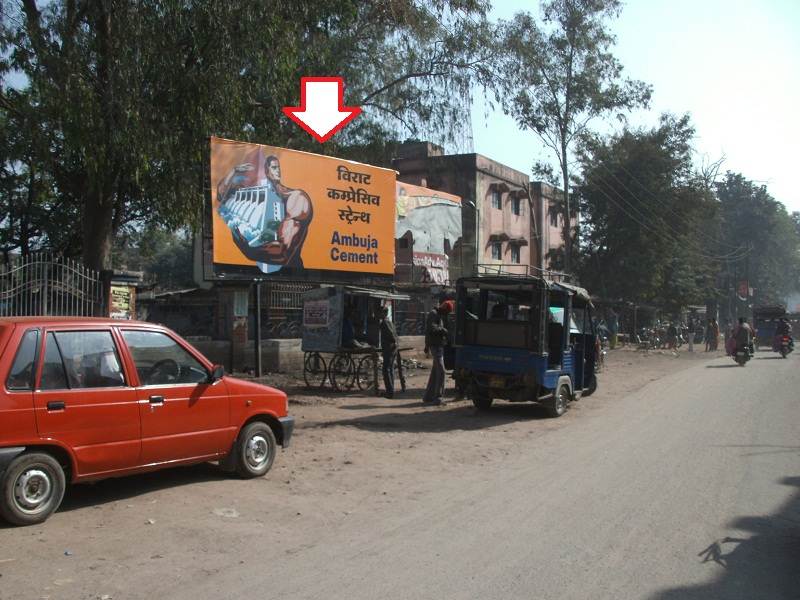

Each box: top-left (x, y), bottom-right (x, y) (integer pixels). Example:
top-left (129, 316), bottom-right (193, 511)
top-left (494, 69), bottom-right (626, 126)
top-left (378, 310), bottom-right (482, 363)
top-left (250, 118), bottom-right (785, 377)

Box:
top-left (0, 346), bottom-right (726, 600)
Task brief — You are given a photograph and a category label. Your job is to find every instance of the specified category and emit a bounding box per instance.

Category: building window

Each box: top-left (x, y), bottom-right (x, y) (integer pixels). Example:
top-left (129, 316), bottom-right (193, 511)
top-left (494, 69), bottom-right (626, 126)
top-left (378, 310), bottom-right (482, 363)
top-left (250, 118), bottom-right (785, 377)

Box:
top-left (549, 209), bottom-right (559, 227)
top-left (491, 190), bottom-right (502, 209)
top-left (491, 242), bottom-right (502, 260)
top-left (511, 196), bottom-right (521, 216)
top-left (510, 245), bottom-right (520, 264)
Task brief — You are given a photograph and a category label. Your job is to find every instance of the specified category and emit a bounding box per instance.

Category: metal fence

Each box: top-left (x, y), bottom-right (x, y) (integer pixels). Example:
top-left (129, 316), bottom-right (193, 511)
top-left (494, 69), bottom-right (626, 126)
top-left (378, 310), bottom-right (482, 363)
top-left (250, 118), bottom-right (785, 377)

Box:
top-left (0, 253), bottom-right (103, 317)
top-left (258, 282), bottom-right (316, 339)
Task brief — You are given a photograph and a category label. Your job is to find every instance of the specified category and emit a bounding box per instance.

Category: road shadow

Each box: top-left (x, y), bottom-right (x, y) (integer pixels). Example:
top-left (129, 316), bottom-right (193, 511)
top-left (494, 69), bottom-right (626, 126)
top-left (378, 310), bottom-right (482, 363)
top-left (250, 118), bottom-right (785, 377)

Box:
top-left (649, 476), bottom-right (800, 600)
top-left (342, 401), bottom-right (424, 410)
top-left (755, 356), bottom-right (786, 360)
top-left (710, 444), bottom-right (800, 458)
top-left (705, 364), bottom-right (740, 368)
top-left (58, 463), bottom-right (229, 514)
top-left (306, 401), bottom-right (554, 434)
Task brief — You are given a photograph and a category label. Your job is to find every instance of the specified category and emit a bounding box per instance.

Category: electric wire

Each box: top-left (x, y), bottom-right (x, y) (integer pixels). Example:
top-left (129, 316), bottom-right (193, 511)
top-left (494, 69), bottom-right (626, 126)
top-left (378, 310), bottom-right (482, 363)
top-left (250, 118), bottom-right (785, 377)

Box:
top-left (585, 165), bottom-right (752, 261)
top-left (602, 161), bottom-right (741, 250)
top-left (588, 176), bottom-right (751, 263)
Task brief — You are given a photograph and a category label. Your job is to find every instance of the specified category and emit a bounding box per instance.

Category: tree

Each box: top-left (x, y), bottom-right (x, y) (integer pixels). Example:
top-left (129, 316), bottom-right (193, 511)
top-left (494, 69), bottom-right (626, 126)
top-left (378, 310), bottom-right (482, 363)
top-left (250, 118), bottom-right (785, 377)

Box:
top-left (1, 0), bottom-right (497, 271)
top-left (113, 225), bottom-right (193, 290)
top-left (575, 114), bottom-right (718, 311)
top-left (500, 0), bottom-right (651, 272)
top-left (715, 173), bottom-right (800, 307)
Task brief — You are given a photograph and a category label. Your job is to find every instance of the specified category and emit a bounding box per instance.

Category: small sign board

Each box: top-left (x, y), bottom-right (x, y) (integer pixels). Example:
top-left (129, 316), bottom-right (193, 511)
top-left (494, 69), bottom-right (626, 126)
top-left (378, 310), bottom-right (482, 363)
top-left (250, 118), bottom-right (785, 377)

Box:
top-left (109, 284), bottom-right (135, 320)
top-left (303, 299), bottom-right (330, 328)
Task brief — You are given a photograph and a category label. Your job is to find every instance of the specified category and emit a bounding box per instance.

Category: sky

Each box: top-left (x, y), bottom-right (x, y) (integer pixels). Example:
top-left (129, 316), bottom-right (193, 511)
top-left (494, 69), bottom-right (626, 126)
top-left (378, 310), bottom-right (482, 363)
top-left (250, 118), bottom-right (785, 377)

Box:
top-left (471, 0), bottom-right (800, 213)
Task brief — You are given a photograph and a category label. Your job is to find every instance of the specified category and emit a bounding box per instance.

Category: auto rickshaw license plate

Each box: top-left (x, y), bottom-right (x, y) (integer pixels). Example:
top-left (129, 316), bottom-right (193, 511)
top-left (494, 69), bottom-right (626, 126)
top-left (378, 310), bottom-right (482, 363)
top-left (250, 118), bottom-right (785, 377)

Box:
top-left (489, 376), bottom-right (505, 388)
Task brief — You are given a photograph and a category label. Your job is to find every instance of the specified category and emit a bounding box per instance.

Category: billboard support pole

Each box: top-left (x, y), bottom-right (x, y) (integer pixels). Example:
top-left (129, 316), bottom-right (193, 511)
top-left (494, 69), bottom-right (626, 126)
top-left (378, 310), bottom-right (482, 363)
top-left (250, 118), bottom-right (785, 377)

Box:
top-left (254, 281), bottom-right (263, 378)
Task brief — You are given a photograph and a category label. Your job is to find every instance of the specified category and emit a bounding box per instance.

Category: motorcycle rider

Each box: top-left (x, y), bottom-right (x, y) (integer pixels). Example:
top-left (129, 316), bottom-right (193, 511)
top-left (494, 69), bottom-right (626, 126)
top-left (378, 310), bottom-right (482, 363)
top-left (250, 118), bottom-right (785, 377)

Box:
top-left (774, 317), bottom-right (794, 351)
top-left (733, 317), bottom-right (754, 354)
top-left (776, 317), bottom-right (792, 336)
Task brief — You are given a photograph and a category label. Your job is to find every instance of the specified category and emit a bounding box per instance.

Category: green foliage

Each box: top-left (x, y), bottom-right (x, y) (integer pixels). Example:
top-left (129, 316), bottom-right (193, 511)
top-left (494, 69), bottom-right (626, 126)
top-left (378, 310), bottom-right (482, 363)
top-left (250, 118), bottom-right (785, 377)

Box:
top-left (499, 0), bottom-right (651, 271)
top-left (1, 0), bottom-right (497, 273)
top-left (575, 114), bottom-right (718, 311)
top-left (113, 225), bottom-right (193, 291)
top-left (715, 173), bottom-right (800, 305)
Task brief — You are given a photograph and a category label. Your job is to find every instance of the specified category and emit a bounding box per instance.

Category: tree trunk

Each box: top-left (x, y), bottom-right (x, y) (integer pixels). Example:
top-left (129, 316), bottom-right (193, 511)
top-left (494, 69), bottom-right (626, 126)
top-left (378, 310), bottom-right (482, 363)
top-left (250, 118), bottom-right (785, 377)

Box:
top-left (561, 142), bottom-right (571, 274)
top-left (82, 191), bottom-right (114, 271)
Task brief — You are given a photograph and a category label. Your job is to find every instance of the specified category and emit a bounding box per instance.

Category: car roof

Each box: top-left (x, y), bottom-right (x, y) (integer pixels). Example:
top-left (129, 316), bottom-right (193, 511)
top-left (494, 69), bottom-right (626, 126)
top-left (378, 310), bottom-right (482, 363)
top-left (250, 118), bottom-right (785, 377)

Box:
top-left (0, 316), bottom-right (165, 328)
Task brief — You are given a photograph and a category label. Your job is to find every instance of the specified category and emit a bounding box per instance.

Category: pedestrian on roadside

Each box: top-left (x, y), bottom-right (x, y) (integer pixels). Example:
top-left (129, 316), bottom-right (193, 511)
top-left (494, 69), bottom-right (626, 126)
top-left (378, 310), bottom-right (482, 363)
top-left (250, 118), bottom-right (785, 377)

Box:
top-left (705, 319), bottom-right (713, 352)
top-left (423, 300), bottom-right (453, 405)
top-left (379, 306), bottom-right (398, 398)
top-left (687, 316), bottom-right (694, 352)
top-left (608, 308), bottom-right (619, 350)
top-left (710, 318), bottom-right (720, 351)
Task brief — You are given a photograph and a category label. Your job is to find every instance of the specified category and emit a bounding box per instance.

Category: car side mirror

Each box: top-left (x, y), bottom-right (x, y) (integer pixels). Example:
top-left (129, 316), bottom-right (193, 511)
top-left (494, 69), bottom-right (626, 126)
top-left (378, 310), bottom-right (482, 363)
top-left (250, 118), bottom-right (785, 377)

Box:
top-left (209, 364), bottom-right (225, 383)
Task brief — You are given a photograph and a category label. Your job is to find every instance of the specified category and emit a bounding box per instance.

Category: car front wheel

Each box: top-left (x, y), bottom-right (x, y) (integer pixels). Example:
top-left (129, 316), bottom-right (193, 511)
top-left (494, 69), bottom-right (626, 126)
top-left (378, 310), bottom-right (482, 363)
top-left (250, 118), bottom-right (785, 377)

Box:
top-left (235, 422), bottom-right (277, 478)
top-left (0, 452), bottom-right (66, 526)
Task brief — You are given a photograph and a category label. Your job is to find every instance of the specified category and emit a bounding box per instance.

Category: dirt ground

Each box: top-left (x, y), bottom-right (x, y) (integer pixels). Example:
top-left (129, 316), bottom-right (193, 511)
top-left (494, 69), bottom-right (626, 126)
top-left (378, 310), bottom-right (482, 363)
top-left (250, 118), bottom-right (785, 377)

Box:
top-left (0, 345), bottom-right (728, 600)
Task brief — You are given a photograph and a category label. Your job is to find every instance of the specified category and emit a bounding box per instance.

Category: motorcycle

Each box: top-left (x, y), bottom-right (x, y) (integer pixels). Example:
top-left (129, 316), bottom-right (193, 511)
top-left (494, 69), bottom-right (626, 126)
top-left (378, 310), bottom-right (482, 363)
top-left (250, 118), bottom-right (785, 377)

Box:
top-left (775, 335), bottom-right (794, 358)
top-left (733, 343), bottom-right (753, 366)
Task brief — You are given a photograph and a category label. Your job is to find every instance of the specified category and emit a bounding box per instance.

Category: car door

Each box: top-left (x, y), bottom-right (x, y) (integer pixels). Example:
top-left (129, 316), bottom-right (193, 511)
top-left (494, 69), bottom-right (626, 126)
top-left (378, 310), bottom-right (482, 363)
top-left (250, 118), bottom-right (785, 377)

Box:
top-left (33, 327), bottom-right (141, 476)
top-left (120, 328), bottom-right (232, 465)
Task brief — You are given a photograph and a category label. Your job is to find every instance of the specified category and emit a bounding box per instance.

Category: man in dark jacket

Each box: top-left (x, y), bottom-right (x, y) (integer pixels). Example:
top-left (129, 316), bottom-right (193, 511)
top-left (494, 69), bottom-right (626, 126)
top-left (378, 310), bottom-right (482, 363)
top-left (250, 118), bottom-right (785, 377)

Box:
top-left (423, 300), bottom-right (453, 405)
top-left (379, 306), bottom-right (399, 398)
top-left (733, 317), bottom-right (754, 352)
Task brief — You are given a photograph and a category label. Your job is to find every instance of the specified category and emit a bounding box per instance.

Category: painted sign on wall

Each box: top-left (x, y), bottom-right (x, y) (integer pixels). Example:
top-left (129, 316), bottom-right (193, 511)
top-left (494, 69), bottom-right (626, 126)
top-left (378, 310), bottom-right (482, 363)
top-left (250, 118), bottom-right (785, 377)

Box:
top-left (395, 182), bottom-right (461, 285)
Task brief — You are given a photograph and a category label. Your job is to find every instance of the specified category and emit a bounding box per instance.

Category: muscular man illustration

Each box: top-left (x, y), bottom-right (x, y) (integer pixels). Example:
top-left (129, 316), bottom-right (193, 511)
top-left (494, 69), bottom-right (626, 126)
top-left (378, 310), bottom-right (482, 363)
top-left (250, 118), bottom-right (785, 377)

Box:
top-left (218, 154), bottom-right (313, 272)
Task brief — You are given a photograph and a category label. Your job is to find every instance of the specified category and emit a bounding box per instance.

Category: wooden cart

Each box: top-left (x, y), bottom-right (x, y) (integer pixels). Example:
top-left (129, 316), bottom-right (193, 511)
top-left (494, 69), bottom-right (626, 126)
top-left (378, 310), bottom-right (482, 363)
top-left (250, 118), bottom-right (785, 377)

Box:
top-left (301, 286), bottom-right (410, 393)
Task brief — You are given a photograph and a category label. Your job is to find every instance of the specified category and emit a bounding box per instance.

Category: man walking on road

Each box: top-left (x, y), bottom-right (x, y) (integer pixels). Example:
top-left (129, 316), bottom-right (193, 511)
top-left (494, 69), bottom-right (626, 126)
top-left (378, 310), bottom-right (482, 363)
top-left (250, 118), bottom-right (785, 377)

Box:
top-left (379, 306), bottom-right (398, 398)
top-left (423, 300), bottom-right (453, 405)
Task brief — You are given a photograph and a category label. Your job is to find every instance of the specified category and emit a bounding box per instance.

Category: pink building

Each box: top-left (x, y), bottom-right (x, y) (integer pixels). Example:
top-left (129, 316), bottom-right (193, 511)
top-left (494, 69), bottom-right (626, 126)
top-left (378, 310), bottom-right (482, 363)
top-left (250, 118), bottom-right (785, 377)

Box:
top-left (393, 142), bottom-right (576, 279)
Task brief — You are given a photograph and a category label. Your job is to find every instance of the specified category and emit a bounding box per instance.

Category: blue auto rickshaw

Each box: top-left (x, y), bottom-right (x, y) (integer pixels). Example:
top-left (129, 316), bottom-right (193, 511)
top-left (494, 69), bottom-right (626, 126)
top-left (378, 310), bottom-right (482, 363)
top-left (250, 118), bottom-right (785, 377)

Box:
top-left (453, 275), bottom-right (598, 417)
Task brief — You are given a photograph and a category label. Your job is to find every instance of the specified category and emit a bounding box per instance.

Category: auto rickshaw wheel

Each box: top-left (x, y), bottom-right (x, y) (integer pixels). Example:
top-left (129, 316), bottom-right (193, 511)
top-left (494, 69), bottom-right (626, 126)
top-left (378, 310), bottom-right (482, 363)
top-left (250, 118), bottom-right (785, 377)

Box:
top-left (545, 384), bottom-right (569, 418)
top-left (472, 392), bottom-right (493, 411)
top-left (582, 375), bottom-right (598, 398)
top-left (303, 352), bottom-right (328, 389)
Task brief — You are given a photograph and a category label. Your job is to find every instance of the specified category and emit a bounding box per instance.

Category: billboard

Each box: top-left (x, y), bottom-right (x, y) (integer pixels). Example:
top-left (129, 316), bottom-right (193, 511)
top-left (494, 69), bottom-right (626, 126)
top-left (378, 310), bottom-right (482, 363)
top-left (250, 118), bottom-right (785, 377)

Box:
top-left (210, 137), bottom-right (396, 280)
top-left (395, 182), bottom-right (462, 285)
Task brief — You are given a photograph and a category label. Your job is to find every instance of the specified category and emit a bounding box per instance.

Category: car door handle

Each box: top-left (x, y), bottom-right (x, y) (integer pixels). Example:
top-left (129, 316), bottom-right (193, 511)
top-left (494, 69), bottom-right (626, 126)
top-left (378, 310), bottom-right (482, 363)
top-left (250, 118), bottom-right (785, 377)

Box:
top-left (149, 395), bottom-right (164, 405)
top-left (47, 401), bottom-right (65, 411)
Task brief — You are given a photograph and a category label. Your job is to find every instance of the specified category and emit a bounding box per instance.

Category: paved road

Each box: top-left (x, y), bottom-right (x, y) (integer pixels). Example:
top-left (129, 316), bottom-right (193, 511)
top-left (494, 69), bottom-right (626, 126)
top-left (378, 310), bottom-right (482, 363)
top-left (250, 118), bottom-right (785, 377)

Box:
top-left (189, 352), bottom-right (800, 600)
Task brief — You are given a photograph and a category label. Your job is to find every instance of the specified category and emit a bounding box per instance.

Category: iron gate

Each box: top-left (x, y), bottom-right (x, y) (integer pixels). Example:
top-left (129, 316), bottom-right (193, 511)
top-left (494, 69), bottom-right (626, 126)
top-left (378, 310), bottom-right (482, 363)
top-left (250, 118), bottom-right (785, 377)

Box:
top-left (0, 253), bottom-right (103, 317)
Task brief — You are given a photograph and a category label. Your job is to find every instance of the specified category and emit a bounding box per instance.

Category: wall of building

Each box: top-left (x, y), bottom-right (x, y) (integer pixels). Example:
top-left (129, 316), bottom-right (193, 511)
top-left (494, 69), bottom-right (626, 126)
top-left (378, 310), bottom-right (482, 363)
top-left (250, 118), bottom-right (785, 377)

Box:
top-left (530, 181), bottom-right (575, 273)
top-left (393, 145), bottom-right (532, 278)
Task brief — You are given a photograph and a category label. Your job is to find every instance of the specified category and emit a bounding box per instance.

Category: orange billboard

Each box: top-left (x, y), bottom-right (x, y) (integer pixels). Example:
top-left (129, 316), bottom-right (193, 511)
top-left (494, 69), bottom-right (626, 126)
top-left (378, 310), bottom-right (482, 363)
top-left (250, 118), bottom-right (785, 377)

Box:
top-left (210, 137), bottom-right (396, 278)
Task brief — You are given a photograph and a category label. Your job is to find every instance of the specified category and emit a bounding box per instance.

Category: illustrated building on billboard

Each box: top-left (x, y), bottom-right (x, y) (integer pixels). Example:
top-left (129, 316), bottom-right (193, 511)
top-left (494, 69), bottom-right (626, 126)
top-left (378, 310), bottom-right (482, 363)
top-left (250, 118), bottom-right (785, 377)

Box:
top-left (394, 182), bottom-right (462, 286)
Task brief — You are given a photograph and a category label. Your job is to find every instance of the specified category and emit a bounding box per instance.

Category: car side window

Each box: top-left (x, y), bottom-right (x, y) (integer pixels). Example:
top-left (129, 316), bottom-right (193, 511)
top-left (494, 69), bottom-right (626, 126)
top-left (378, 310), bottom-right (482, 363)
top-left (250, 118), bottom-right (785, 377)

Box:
top-left (122, 330), bottom-right (208, 386)
top-left (51, 331), bottom-right (126, 389)
top-left (6, 329), bottom-right (40, 391)
top-left (40, 332), bottom-right (69, 390)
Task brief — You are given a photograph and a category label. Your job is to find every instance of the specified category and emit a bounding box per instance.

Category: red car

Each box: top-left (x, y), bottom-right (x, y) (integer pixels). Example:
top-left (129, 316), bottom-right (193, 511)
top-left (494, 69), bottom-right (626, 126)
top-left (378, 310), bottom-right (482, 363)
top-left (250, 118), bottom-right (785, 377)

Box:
top-left (0, 317), bottom-right (293, 525)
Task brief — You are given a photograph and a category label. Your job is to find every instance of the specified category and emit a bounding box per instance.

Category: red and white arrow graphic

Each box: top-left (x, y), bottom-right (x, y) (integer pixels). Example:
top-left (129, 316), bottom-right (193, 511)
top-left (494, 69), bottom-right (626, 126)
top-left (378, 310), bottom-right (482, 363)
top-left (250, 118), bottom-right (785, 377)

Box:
top-left (282, 77), bottom-right (361, 143)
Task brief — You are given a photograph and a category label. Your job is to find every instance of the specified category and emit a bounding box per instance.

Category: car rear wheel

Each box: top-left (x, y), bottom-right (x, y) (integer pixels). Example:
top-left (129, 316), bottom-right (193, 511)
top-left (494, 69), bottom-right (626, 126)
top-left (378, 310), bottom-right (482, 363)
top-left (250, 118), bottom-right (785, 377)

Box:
top-left (0, 452), bottom-right (66, 526)
top-left (235, 422), bottom-right (277, 478)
